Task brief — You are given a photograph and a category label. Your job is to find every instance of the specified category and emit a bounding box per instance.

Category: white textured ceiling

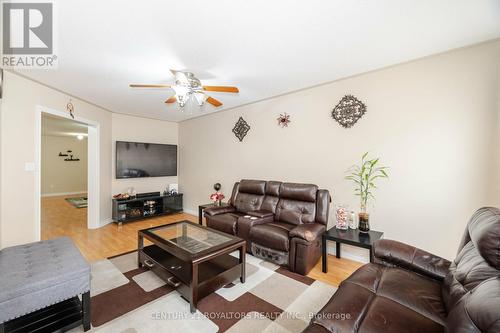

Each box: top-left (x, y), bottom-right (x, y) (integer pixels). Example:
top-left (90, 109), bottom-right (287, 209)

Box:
top-left (16, 0), bottom-right (500, 122)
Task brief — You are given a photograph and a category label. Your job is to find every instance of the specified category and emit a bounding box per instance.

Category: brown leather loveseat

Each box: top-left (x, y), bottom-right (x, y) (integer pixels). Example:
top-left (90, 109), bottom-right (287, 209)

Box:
top-left (303, 207), bottom-right (500, 333)
top-left (204, 179), bottom-right (330, 275)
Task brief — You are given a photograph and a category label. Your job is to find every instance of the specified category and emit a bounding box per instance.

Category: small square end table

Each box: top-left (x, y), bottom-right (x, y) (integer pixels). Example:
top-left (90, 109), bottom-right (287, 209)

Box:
top-left (322, 228), bottom-right (384, 273)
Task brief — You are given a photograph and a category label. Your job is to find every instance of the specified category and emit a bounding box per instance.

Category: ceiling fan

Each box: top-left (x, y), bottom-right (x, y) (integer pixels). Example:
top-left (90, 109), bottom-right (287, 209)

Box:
top-left (129, 70), bottom-right (239, 108)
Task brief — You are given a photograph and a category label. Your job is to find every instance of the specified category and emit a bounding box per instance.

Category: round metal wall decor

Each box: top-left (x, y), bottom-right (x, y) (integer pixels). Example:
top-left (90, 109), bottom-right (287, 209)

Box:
top-left (232, 117), bottom-right (250, 142)
top-left (331, 95), bottom-right (366, 128)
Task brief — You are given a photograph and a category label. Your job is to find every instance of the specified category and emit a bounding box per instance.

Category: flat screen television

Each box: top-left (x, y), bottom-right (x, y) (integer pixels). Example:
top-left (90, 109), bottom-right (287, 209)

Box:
top-left (116, 141), bottom-right (177, 178)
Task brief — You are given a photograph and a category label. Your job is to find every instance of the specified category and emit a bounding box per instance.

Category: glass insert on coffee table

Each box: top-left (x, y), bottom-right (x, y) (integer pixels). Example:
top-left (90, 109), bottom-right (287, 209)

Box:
top-left (138, 221), bottom-right (246, 313)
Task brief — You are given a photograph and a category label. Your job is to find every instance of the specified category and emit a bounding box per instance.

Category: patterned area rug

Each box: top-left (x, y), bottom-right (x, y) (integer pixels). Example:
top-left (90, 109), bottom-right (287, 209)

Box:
top-left (69, 251), bottom-right (337, 332)
top-left (65, 197), bottom-right (88, 208)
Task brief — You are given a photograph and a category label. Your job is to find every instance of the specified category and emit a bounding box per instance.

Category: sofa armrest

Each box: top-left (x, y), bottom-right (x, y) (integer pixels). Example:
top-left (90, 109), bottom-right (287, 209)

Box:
top-left (248, 210), bottom-right (274, 218)
top-left (289, 223), bottom-right (325, 242)
top-left (372, 239), bottom-right (451, 281)
top-left (204, 205), bottom-right (236, 217)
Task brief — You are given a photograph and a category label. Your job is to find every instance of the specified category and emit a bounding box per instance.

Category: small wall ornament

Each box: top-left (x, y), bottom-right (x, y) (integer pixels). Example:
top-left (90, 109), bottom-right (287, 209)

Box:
top-left (66, 99), bottom-right (75, 119)
top-left (277, 113), bottom-right (291, 128)
top-left (331, 95), bottom-right (366, 128)
top-left (232, 117), bottom-right (250, 142)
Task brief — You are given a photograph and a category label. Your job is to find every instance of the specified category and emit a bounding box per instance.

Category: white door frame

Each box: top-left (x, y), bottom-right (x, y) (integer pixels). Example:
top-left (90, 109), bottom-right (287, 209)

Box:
top-left (34, 105), bottom-right (101, 239)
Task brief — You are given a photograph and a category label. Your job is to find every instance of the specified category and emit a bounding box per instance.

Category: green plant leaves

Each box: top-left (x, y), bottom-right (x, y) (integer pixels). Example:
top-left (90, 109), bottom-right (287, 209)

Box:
top-left (345, 152), bottom-right (389, 210)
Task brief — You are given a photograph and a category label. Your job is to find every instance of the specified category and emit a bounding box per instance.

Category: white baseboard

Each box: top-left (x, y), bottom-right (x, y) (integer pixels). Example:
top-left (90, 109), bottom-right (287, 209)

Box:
top-left (41, 191), bottom-right (87, 198)
top-left (183, 208), bottom-right (198, 216)
top-left (100, 218), bottom-right (113, 228)
top-left (326, 242), bottom-right (369, 264)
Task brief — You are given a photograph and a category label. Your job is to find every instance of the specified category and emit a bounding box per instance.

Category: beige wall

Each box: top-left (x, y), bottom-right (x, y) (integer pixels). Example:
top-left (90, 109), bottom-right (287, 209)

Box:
top-left (41, 135), bottom-right (88, 196)
top-left (111, 113), bottom-right (178, 195)
top-left (496, 93), bottom-right (500, 205)
top-left (179, 40), bottom-right (500, 261)
top-left (0, 71), bottom-right (113, 248)
top-left (0, 98), bottom-right (2, 248)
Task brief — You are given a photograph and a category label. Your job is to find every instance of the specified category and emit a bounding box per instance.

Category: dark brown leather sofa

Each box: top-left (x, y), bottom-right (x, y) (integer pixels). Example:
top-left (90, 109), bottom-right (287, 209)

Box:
top-left (204, 179), bottom-right (330, 275)
top-left (303, 207), bottom-right (500, 333)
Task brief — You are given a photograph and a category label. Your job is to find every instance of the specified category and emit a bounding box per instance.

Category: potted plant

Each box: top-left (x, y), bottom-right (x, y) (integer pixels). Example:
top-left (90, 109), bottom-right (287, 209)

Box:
top-left (345, 152), bottom-right (389, 232)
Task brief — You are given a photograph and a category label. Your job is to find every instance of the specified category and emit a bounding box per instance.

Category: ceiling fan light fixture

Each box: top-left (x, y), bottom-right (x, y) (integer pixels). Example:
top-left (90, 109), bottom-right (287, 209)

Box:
top-left (193, 91), bottom-right (207, 106)
top-left (130, 70), bottom-right (239, 110)
top-left (176, 93), bottom-right (190, 108)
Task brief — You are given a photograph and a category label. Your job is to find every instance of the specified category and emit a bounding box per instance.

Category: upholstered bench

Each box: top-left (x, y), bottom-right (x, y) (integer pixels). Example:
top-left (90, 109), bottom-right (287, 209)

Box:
top-left (0, 237), bottom-right (91, 332)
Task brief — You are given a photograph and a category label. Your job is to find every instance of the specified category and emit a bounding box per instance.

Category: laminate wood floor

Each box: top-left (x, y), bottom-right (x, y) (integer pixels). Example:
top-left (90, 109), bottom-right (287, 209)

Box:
top-left (41, 195), bottom-right (362, 287)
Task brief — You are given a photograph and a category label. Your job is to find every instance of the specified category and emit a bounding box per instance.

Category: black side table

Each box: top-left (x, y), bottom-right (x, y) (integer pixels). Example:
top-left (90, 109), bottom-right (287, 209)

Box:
top-left (322, 228), bottom-right (384, 273)
top-left (198, 202), bottom-right (229, 225)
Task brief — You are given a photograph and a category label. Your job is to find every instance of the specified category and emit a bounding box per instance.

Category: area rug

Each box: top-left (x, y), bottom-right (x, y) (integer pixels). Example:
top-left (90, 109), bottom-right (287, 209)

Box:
top-left (69, 251), bottom-right (337, 332)
top-left (65, 197), bottom-right (88, 208)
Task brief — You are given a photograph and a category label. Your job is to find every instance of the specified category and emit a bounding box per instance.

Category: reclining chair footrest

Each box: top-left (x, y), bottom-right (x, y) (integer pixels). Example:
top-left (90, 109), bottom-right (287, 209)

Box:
top-left (252, 243), bottom-right (288, 266)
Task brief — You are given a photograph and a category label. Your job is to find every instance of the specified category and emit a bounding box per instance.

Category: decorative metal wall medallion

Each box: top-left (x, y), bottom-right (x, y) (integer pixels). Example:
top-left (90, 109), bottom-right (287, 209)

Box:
top-left (66, 99), bottom-right (75, 119)
top-left (232, 117), bottom-right (250, 142)
top-left (277, 113), bottom-right (291, 128)
top-left (331, 95), bottom-right (366, 128)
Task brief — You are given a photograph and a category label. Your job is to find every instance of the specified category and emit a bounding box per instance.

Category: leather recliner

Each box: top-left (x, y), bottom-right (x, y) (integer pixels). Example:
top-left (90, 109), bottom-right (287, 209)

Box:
top-left (303, 207), bottom-right (500, 333)
top-left (204, 179), bottom-right (330, 275)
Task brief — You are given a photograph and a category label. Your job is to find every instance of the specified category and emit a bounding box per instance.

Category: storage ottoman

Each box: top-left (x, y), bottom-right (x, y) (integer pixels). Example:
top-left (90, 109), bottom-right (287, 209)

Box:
top-left (0, 237), bottom-right (91, 332)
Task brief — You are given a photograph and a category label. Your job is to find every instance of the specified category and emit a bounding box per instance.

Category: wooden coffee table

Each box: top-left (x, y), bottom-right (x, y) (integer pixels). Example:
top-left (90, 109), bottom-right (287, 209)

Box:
top-left (138, 220), bottom-right (246, 313)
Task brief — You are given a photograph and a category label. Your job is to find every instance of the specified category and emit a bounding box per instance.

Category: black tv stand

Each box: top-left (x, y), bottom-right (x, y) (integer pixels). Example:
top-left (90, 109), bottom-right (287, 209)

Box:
top-left (112, 193), bottom-right (183, 224)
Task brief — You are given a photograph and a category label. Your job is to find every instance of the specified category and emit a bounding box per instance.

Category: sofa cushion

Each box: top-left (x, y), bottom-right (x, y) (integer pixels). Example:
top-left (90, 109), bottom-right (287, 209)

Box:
top-left (310, 263), bottom-right (445, 333)
top-left (260, 195), bottom-right (279, 213)
top-left (275, 199), bottom-right (316, 225)
top-left (466, 207), bottom-right (500, 269)
top-left (0, 237), bottom-right (90, 323)
top-left (280, 183), bottom-right (318, 202)
top-left (376, 267), bottom-right (446, 325)
top-left (259, 181), bottom-right (282, 213)
top-left (206, 212), bottom-right (243, 235)
top-left (446, 277), bottom-right (500, 333)
top-left (250, 222), bottom-right (296, 251)
top-left (234, 193), bottom-right (264, 213)
top-left (443, 207), bottom-right (500, 311)
top-left (236, 215), bottom-right (274, 249)
top-left (289, 223), bottom-right (325, 242)
top-left (358, 297), bottom-right (444, 333)
top-left (265, 181), bottom-right (281, 196)
top-left (239, 179), bottom-right (266, 195)
top-left (204, 205), bottom-right (236, 216)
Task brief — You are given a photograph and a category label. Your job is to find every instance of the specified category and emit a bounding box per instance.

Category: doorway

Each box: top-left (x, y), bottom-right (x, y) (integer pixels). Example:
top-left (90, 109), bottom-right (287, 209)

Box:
top-left (41, 114), bottom-right (88, 239)
top-left (35, 106), bottom-right (100, 241)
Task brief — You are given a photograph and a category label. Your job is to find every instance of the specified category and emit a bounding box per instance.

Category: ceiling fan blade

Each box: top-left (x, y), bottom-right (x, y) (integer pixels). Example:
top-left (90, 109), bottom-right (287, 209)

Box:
top-left (129, 84), bottom-right (171, 88)
top-left (165, 96), bottom-right (177, 104)
top-left (203, 86), bottom-right (239, 93)
top-left (170, 69), bottom-right (177, 76)
top-left (206, 96), bottom-right (223, 107)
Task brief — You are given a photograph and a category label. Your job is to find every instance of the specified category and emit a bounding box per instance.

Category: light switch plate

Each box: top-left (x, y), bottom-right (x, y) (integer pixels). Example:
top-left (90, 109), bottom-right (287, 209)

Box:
top-left (25, 162), bottom-right (35, 172)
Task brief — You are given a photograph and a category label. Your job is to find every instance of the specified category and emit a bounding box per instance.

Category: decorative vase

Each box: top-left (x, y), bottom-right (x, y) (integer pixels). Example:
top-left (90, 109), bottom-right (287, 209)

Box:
top-left (358, 212), bottom-right (370, 233)
top-left (335, 205), bottom-right (349, 230)
top-left (348, 211), bottom-right (358, 229)
top-left (213, 200), bottom-right (221, 207)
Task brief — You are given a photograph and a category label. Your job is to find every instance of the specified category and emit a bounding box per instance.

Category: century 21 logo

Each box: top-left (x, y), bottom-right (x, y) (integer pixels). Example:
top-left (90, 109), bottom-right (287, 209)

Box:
top-left (2, 2), bottom-right (53, 55)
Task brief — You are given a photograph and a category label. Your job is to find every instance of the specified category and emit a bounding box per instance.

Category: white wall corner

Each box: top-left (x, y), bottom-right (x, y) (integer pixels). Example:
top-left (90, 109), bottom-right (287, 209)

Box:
top-left (100, 217), bottom-right (114, 228)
